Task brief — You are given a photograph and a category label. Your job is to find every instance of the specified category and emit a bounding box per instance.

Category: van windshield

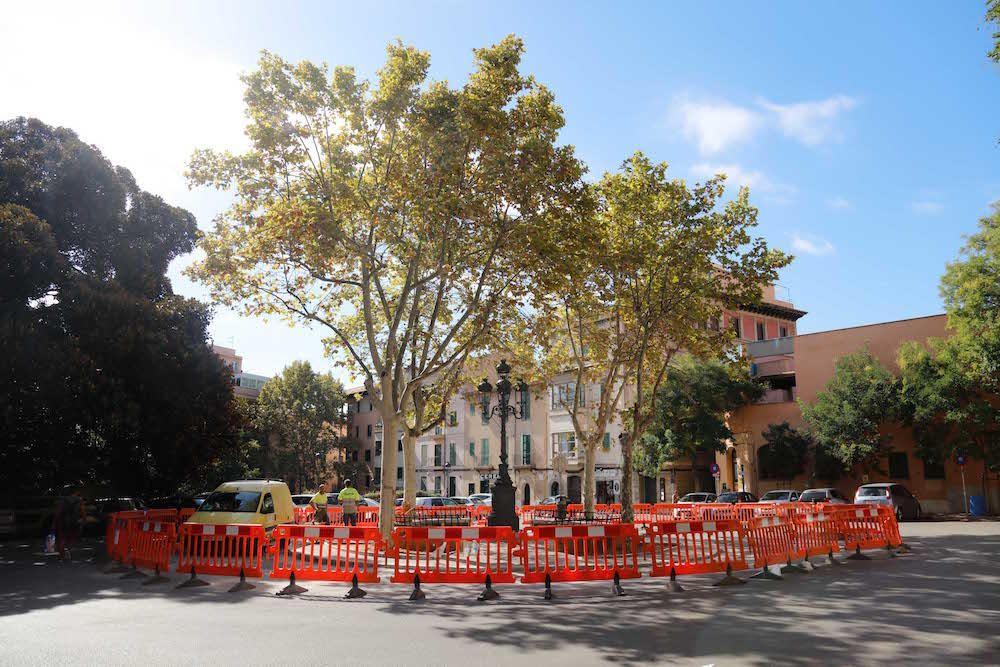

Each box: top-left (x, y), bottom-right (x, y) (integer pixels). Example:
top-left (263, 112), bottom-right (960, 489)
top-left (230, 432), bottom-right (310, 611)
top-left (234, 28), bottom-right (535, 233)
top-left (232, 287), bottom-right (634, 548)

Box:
top-left (199, 491), bottom-right (262, 513)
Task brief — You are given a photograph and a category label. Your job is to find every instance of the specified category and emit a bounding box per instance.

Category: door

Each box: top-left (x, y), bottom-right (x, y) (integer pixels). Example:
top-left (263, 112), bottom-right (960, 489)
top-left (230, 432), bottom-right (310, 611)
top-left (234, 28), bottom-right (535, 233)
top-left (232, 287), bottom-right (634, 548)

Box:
top-left (448, 477), bottom-right (456, 497)
top-left (522, 484), bottom-right (531, 506)
top-left (468, 483), bottom-right (475, 496)
top-left (567, 475), bottom-right (582, 503)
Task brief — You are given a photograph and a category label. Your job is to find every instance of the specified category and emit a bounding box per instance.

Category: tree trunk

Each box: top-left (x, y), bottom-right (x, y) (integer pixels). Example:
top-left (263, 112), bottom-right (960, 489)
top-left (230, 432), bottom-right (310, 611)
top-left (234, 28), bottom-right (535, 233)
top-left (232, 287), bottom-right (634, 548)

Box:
top-left (378, 412), bottom-right (399, 544)
top-left (402, 432), bottom-right (417, 507)
top-left (583, 438), bottom-right (597, 518)
top-left (620, 432), bottom-right (634, 522)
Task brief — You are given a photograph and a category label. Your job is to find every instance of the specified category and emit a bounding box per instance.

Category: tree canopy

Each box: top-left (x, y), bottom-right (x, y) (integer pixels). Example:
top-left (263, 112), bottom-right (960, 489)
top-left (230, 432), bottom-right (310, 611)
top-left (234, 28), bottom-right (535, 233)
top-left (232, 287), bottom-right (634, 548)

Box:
top-left (0, 117), bottom-right (238, 497)
top-left (800, 348), bottom-right (899, 470)
top-left (757, 422), bottom-right (810, 483)
top-left (187, 36), bottom-right (589, 537)
top-left (634, 355), bottom-right (764, 476)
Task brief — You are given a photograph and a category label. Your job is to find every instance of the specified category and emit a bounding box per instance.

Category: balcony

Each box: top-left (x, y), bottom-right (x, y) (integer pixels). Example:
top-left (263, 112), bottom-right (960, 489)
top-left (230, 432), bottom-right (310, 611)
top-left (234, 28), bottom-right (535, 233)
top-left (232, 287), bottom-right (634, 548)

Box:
top-left (756, 387), bottom-right (796, 404)
top-left (752, 357), bottom-right (795, 378)
top-left (746, 336), bottom-right (794, 358)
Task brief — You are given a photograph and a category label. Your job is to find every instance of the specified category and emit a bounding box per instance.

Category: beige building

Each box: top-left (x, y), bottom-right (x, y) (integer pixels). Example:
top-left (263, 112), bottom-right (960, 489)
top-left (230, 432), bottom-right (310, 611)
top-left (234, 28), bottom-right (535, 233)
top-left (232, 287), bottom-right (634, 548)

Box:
top-left (213, 344), bottom-right (270, 400)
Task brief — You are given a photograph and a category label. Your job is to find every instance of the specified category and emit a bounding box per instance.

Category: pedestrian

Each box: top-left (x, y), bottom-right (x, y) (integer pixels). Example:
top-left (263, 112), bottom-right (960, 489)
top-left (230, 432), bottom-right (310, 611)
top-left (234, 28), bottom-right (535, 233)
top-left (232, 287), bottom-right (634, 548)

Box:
top-left (310, 483), bottom-right (331, 525)
top-left (53, 485), bottom-right (84, 561)
top-left (338, 479), bottom-right (361, 526)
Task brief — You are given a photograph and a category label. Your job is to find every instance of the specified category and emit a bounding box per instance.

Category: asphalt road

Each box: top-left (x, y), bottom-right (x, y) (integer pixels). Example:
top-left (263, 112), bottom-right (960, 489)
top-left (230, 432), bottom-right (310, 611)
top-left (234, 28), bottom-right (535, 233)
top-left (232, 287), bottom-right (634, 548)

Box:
top-left (1, 521), bottom-right (997, 666)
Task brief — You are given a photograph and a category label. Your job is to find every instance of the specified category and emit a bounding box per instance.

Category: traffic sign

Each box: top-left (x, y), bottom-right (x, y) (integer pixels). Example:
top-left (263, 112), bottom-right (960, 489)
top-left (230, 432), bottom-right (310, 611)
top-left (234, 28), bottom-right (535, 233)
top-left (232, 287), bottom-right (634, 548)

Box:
top-left (709, 462), bottom-right (720, 475)
top-left (956, 453), bottom-right (967, 467)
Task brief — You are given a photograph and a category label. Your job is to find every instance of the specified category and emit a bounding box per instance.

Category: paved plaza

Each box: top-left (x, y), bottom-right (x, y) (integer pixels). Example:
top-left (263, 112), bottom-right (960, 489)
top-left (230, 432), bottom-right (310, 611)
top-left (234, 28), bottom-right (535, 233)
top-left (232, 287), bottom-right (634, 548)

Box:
top-left (1, 521), bottom-right (997, 666)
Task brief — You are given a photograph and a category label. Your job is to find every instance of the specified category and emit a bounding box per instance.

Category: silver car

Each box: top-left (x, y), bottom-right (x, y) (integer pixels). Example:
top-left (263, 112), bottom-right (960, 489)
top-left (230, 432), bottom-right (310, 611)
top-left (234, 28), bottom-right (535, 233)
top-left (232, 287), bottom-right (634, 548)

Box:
top-left (799, 488), bottom-right (849, 504)
top-left (854, 483), bottom-right (922, 521)
top-left (760, 489), bottom-right (800, 503)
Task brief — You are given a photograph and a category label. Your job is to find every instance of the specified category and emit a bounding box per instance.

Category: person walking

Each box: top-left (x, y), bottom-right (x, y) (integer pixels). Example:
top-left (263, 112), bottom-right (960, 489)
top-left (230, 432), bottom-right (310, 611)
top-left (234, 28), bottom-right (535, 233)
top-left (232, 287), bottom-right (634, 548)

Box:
top-left (310, 483), bottom-right (331, 525)
top-left (338, 479), bottom-right (361, 526)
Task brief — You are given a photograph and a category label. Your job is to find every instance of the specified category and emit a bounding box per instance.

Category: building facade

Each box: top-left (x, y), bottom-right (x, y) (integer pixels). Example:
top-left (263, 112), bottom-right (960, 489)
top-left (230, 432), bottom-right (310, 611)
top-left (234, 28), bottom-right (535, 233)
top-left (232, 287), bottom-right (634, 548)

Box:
top-left (212, 344), bottom-right (270, 400)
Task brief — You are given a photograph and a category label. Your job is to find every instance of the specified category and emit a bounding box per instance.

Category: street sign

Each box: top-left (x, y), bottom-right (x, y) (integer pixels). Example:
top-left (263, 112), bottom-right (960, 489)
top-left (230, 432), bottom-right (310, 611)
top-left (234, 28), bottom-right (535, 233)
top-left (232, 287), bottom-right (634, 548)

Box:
top-left (709, 462), bottom-right (720, 475)
top-left (480, 472), bottom-right (499, 482)
top-left (956, 453), bottom-right (967, 467)
top-left (712, 471), bottom-right (720, 479)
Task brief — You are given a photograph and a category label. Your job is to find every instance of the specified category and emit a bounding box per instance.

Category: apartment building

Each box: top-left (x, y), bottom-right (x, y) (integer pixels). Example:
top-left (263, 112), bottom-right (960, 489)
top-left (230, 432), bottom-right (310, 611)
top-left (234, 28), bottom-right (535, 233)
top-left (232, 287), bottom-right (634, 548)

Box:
top-left (213, 344), bottom-right (270, 400)
top-left (345, 286), bottom-right (804, 504)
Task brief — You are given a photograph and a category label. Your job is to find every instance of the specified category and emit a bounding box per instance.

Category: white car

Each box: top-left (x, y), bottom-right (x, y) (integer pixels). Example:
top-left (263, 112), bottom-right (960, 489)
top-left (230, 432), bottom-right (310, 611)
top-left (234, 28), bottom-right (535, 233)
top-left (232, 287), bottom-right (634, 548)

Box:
top-left (468, 493), bottom-right (492, 506)
top-left (760, 490), bottom-right (801, 503)
top-left (799, 488), bottom-right (849, 504)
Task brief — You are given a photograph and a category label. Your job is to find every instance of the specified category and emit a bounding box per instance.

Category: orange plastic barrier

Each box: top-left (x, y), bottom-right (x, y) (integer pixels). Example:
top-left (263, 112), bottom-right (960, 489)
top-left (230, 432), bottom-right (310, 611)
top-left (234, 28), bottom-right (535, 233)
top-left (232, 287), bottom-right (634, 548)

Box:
top-left (791, 510), bottom-right (841, 558)
top-left (106, 511), bottom-right (146, 559)
top-left (695, 504), bottom-right (741, 521)
top-left (875, 506), bottom-right (903, 547)
top-left (179, 507), bottom-right (196, 523)
top-left (647, 519), bottom-right (748, 576)
top-left (519, 523), bottom-right (641, 584)
top-left (144, 509), bottom-right (179, 523)
top-left (839, 506), bottom-right (889, 551)
top-left (395, 506), bottom-right (475, 527)
top-left (176, 523), bottom-right (267, 577)
top-left (745, 516), bottom-right (801, 569)
top-left (294, 506), bottom-right (315, 524)
top-left (391, 526), bottom-right (516, 584)
top-left (131, 520), bottom-right (177, 571)
top-left (270, 524), bottom-right (381, 583)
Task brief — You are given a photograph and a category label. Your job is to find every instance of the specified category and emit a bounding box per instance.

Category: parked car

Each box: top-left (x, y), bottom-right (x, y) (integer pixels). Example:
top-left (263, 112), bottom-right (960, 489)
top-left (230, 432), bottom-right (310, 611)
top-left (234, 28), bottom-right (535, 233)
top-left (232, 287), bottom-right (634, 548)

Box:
top-left (760, 490), bottom-right (800, 503)
top-left (799, 488), bottom-right (849, 504)
top-left (291, 494), bottom-right (314, 507)
top-left (469, 493), bottom-right (492, 505)
top-left (354, 497), bottom-right (380, 507)
top-left (716, 491), bottom-right (759, 504)
top-left (193, 492), bottom-right (210, 507)
top-left (678, 492), bottom-right (718, 503)
top-left (93, 497), bottom-right (143, 533)
top-left (415, 497), bottom-right (459, 507)
top-left (449, 496), bottom-right (473, 505)
top-left (537, 495), bottom-right (568, 506)
top-left (854, 483), bottom-right (922, 521)
top-left (188, 479), bottom-right (295, 531)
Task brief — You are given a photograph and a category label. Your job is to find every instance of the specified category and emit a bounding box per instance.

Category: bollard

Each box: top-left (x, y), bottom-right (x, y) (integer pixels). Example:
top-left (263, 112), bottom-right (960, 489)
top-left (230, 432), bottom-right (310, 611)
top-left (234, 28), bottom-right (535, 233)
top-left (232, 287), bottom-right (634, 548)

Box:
top-left (142, 564), bottom-right (170, 586)
top-left (713, 562), bottom-right (746, 587)
top-left (175, 565), bottom-right (209, 589)
top-left (408, 573), bottom-right (426, 601)
top-left (543, 573), bottom-right (554, 601)
top-left (477, 574), bottom-right (500, 601)
top-left (344, 573), bottom-right (366, 599)
top-left (277, 571), bottom-right (307, 596)
top-left (666, 566), bottom-right (684, 593)
top-left (827, 547), bottom-right (842, 566)
top-left (750, 561), bottom-right (783, 581)
top-left (847, 545), bottom-right (870, 561)
top-left (228, 567), bottom-right (255, 593)
top-left (781, 556), bottom-right (805, 575)
top-left (611, 570), bottom-right (626, 597)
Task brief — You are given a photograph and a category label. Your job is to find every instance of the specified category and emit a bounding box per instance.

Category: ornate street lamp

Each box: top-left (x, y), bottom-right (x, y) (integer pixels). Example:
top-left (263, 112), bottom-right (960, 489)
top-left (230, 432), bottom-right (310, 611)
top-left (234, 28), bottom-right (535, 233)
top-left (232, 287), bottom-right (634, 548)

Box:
top-left (478, 359), bottom-right (528, 531)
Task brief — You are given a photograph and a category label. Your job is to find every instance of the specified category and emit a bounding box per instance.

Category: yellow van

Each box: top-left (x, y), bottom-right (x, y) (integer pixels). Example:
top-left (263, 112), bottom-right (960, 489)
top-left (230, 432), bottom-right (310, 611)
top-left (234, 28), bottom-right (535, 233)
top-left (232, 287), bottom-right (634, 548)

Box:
top-left (187, 479), bottom-right (295, 530)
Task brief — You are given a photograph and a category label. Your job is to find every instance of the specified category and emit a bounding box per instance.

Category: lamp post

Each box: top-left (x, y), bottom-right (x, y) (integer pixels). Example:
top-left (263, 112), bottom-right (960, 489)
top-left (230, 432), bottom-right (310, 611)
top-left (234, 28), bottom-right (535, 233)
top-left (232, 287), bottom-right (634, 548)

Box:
top-left (478, 359), bottom-right (527, 531)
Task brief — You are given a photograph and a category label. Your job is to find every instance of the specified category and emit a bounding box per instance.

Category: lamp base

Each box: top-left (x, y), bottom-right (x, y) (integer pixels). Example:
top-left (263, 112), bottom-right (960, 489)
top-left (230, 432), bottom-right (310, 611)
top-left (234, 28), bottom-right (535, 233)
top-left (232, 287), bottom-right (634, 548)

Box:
top-left (487, 481), bottom-right (519, 532)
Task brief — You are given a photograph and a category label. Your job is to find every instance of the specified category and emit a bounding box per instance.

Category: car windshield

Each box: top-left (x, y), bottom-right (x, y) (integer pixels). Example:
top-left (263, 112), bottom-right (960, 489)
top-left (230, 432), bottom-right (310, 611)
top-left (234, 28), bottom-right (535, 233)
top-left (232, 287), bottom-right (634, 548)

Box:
top-left (799, 491), bottom-right (826, 502)
top-left (858, 487), bottom-right (889, 497)
top-left (761, 491), bottom-right (790, 501)
top-left (680, 494), bottom-right (703, 502)
top-left (199, 491), bottom-right (262, 513)
top-left (291, 496), bottom-right (312, 506)
top-left (717, 493), bottom-right (738, 503)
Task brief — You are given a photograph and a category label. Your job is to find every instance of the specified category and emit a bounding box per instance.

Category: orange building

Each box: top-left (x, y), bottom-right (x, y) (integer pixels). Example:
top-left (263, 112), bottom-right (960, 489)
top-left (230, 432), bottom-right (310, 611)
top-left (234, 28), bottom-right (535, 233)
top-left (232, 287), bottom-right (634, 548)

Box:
top-left (719, 314), bottom-right (999, 514)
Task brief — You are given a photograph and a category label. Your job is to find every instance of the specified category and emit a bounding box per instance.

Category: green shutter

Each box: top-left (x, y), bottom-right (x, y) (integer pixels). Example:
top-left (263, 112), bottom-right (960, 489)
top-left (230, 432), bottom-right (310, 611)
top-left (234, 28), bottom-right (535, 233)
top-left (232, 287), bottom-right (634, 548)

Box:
top-left (481, 438), bottom-right (489, 466)
top-left (522, 434), bottom-right (531, 465)
top-left (602, 433), bottom-right (611, 450)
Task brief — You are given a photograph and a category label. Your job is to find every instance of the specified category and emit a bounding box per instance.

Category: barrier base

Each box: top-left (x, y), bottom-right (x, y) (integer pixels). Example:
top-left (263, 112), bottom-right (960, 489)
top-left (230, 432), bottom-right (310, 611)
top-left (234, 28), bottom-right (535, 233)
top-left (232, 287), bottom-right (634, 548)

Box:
top-left (277, 573), bottom-right (307, 596)
top-left (229, 570), bottom-right (255, 593)
top-left (120, 565), bottom-right (147, 580)
top-left (713, 564), bottom-right (746, 587)
top-left (750, 565), bottom-right (783, 581)
top-left (781, 558), bottom-right (807, 575)
top-left (611, 571), bottom-right (626, 596)
top-left (142, 566), bottom-right (170, 586)
top-left (543, 574), bottom-right (554, 600)
top-left (344, 574), bottom-right (367, 599)
top-left (665, 568), bottom-right (684, 593)
top-left (409, 574), bottom-right (426, 601)
top-left (176, 567), bottom-right (210, 589)
top-left (477, 575), bottom-right (500, 602)
top-left (847, 546), bottom-right (870, 561)
top-left (105, 560), bottom-right (130, 574)
top-left (827, 549), bottom-right (842, 566)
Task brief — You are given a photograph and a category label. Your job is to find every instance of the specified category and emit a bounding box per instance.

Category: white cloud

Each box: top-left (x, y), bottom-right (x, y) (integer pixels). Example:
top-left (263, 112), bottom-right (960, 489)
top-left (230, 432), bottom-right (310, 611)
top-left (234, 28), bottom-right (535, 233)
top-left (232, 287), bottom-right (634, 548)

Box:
top-left (791, 233), bottom-right (835, 256)
top-left (826, 197), bottom-right (852, 210)
top-left (672, 96), bottom-right (761, 155)
top-left (759, 95), bottom-right (858, 146)
top-left (690, 163), bottom-right (796, 204)
top-left (911, 200), bottom-right (944, 215)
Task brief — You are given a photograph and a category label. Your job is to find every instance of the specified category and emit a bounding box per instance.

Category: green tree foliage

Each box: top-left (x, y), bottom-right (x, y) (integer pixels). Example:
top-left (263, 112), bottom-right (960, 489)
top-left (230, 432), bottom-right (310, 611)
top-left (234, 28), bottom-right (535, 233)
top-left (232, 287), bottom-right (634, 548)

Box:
top-left (254, 361), bottom-right (346, 492)
top-left (757, 422), bottom-right (810, 483)
top-left (800, 348), bottom-right (899, 470)
top-left (987, 0), bottom-right (1000, 64)
top-left (187, 37), bottom-right (588, 538)
top-left (634, 355), bottom-right (764, 476)
top-left (0, 117), bottom-right (237, 497)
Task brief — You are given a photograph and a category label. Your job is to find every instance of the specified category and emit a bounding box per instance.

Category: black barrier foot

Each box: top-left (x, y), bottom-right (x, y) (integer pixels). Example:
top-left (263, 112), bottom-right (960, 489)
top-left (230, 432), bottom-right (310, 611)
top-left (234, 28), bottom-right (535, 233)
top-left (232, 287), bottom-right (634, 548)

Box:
top-left (277, 572), bottom-right (307, 596)
top-left (781, 556), bottom-right (805, 575)
top-left (666, 566), bottom-right (685, 593)
top-left (408, 573), bottom-right (426, 601)
top-left (228, 568), bottom-right (255, 593)
top-left (120, 564), bottom-right (147, 580)
top-left (477, 574), bottom-right (500, 601)
top-left (344, 573), bottom-right (366, 599)
top-left (175, 566), bottom-right (209, 589)
top-left (847, 546), bottom-right (870, 561)
top-left (543, 573), bottom-right (554, 600)
top-left (827, 548), bottom-right (842, 566)
top-left (750, 562), bottom-right (783, 581)
top-left (713, 563), bottom-right (746, 587)
top-left (895, 542), bottom-right (912, 553)
top-left (611, 570), bottom-right (626, 596)
top-left (142, 565), bottom-right (170, 586)
top-left (885, 543), bottom-right (897, 559)
top-left (801, 555), bottom-right (816, 572)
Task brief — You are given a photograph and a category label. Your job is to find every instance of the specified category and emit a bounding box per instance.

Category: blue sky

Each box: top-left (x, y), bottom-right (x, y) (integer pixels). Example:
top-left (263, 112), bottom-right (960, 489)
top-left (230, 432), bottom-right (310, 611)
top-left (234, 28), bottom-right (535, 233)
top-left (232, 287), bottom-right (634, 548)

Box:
top-left (2, 1), bottom-right (998, 380)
